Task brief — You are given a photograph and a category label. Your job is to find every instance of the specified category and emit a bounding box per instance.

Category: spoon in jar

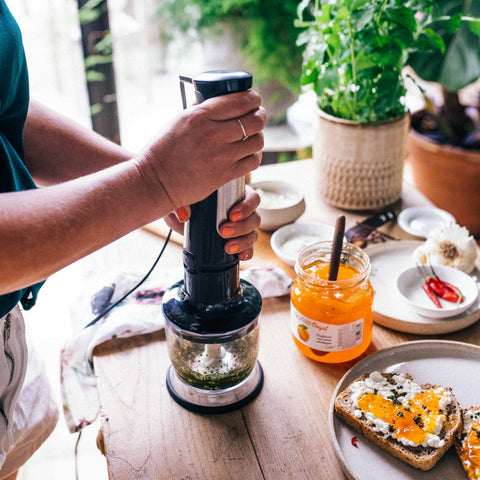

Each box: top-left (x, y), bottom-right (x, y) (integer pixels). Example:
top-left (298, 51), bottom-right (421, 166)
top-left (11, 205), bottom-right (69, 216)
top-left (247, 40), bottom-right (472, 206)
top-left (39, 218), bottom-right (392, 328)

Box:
top-left (329, 215), bottom-right (346, 281)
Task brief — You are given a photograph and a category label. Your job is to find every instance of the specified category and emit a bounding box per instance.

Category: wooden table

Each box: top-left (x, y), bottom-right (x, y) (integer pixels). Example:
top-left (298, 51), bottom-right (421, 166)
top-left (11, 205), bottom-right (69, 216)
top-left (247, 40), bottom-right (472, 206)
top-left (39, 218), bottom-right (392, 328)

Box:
top-left (92, 159), bottom-right (480, 479)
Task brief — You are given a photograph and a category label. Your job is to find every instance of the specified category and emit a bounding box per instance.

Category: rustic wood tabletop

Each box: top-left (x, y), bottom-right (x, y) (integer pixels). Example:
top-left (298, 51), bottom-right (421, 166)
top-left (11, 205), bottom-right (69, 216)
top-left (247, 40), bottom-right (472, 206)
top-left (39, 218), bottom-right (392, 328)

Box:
top-left (91, 159), bottom-right (480, 479)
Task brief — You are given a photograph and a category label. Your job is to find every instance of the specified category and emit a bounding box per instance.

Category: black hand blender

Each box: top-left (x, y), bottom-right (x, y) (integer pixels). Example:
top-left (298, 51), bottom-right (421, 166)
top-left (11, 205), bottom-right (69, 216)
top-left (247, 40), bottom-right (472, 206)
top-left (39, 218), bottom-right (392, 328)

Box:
top-left (162, 70), bottom-right (263, 414)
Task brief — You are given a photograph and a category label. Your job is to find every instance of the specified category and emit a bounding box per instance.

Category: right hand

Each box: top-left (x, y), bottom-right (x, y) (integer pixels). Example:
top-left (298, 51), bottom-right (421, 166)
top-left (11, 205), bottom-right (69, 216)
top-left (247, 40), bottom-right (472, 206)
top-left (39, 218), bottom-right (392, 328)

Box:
top-left (136, 90), bottom-right (266, 213)
top-left (163, 184), bottom-right (261, 261)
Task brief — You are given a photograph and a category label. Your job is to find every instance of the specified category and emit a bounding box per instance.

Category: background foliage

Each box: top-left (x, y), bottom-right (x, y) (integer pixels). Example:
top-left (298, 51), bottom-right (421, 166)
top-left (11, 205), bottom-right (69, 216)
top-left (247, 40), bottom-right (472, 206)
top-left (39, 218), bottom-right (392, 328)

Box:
top-left (155, 0), bottom-right (303, 95)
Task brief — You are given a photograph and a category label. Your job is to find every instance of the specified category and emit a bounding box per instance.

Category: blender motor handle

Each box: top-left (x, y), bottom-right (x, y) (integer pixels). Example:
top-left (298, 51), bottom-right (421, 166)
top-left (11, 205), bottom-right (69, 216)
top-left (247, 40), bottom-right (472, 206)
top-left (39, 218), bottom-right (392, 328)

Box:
top-left (179, 70), bottom-right (253, 304)
top-left (179, 70), bottom-right (251, 230)
top-left (180, 69), bottom-right (253, 232)
top-left (187, 70), bottom-right (253, 232)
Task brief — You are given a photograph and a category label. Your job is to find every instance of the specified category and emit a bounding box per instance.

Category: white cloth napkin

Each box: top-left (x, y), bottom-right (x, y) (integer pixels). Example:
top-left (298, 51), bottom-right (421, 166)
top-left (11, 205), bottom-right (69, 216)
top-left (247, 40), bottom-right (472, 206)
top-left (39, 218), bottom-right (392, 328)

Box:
top-left (60, 266), bottom-right (292, 433)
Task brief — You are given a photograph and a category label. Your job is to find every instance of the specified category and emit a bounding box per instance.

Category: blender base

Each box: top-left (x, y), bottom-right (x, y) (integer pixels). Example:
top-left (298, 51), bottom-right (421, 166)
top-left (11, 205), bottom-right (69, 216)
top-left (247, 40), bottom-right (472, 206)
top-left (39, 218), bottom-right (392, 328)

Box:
top-left (166, 361), bottom-right (264, 414)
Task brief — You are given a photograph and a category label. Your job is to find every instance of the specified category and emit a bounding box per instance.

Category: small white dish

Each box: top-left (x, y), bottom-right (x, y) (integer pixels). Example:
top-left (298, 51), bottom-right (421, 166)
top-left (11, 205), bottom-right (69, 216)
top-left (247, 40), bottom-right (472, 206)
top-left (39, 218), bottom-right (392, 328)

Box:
top-left (396, 265), bottom-right (478, 319)
top-left (271, 222), bottom-right (338, 266)
top-left (366, 241), bottom-right (480, 334)
top-left (397, 206), bottom-right (455, 238)
top-left (251, 181), bottom-right (305, 231)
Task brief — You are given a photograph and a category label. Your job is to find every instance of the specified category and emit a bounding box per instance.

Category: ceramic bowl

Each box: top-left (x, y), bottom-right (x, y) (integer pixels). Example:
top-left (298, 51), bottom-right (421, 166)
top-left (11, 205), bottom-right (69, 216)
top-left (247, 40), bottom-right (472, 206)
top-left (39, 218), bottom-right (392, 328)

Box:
top-left (270, 222), bottom-right (339, 266)
top-left (251, 181), bottom-right (305, 231)
top-left (397, 206), bottom-right (456, 238)
top-left (396, 265), bottom-right (479, 318)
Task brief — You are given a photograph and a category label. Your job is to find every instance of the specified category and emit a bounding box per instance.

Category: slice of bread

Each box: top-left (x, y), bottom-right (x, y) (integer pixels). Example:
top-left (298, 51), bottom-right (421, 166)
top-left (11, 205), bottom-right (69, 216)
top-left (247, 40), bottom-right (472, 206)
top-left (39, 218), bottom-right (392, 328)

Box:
top-left (334, 372), bottom-right (462, 471)
top-left (455, 407), bottom-right (480, 479)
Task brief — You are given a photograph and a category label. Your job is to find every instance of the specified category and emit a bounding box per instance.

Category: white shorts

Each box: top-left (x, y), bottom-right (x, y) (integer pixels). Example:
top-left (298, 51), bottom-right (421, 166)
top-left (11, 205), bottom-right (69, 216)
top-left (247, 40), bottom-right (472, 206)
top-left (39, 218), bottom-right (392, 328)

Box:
top-left (0, 306), bottom-right (58, 479)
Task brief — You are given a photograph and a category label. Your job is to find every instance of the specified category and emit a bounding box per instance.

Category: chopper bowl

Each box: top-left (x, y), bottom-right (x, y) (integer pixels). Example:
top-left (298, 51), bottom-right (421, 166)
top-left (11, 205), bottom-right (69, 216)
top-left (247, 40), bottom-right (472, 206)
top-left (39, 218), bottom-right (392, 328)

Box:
top-left (164, 318), bottom-right (260, 391)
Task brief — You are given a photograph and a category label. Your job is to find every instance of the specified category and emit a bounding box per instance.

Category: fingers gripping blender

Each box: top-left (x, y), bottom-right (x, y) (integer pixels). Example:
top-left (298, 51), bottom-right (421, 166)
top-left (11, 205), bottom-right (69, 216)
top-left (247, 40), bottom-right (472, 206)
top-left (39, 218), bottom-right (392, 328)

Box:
top-left (162, 70), bottom-right (263, 414)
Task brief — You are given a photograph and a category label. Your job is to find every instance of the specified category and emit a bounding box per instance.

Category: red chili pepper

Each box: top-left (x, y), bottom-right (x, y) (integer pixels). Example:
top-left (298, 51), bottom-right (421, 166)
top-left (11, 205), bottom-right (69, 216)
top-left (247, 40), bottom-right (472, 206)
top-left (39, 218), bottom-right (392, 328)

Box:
top-left (422, 281), bottom-right (442, 308)
top-left (351, 436), bottom-right (358, 447)
top-left (417, 264), bottom-right (443, 308)
top-left (427, 278), bottom-right (460, 303)
top-left (428, 264), bottom-right (464, 304)
top-left (438, 280), bottom-right (464, 303)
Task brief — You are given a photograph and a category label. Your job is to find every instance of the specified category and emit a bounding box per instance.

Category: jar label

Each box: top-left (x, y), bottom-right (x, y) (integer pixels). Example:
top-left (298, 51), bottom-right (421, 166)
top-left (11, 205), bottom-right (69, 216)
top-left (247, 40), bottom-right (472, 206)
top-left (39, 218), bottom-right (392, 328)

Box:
top-left (291, 304), bottom-right (363, 352)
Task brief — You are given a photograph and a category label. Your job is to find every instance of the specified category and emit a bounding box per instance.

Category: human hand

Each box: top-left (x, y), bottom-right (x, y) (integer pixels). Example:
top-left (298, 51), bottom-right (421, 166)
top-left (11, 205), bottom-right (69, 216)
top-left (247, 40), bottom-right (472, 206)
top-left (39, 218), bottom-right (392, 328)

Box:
top-left (164, 185), bottom-right (261, 261)
top-left (137, 90), bottom-right (266, 213)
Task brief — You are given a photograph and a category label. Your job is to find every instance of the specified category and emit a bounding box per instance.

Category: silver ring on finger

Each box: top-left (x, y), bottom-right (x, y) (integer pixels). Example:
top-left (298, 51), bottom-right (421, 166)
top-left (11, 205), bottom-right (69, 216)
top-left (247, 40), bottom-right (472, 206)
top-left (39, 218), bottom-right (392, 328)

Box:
top-left (236, 118), bottom-right (248, 141)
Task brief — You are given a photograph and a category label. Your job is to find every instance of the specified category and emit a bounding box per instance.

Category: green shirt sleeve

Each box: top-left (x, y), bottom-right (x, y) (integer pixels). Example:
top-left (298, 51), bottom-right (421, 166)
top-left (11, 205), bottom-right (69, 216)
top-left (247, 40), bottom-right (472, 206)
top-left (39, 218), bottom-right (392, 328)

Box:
top-left (0, 0), bottom-right (45, 317)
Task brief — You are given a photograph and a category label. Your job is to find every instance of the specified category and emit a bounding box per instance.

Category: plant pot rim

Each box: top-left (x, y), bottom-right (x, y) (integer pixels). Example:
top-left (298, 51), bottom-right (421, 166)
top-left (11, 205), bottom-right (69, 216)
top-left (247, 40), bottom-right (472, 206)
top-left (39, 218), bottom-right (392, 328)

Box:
top-left (408, 128), bottom-right (480, 161)
top-left (316, 106), bottom-right (410, 127)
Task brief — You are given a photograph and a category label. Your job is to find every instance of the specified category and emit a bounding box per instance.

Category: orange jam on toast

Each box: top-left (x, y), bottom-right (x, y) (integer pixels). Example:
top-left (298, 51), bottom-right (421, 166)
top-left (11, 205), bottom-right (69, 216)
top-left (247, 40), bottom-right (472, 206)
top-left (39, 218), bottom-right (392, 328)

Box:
top-left (458, 417), bottom-right (480, 478)
top-left (357, 388), bottom-right (447, 445)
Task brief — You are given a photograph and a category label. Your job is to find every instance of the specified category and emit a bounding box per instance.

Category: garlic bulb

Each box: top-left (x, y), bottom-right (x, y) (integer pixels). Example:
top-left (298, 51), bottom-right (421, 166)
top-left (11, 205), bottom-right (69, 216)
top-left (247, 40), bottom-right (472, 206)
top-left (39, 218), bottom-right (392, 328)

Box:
top-left (413, 224), bottom-right (478, 274)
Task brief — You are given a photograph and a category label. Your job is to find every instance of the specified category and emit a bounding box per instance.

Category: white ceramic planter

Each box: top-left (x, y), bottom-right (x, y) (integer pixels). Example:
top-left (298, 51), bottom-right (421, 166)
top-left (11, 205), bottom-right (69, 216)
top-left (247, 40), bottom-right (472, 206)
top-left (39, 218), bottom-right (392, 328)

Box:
top-left (313, 110), bottom-right (410, 210)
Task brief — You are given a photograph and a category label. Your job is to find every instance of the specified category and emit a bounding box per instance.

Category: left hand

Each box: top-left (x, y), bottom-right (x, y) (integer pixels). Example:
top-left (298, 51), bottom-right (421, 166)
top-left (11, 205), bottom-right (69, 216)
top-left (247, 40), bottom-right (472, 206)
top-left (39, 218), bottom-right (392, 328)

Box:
top-left (164, 184), bottom-right (261, 261)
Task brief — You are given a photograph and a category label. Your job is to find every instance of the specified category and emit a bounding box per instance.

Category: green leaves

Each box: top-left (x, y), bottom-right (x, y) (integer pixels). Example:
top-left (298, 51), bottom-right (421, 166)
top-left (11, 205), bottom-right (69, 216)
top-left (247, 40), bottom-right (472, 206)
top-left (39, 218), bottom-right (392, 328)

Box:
top-left (469, 19), bottom-right (480, 35)
top-left (297, 0), bottom-right (411, 122)
top-left (444, 12), bottom-right (463, 33)
top-left (416, 28), bottom-right (446, 52)
top-left (351, 6), bottom-right (375, 31)
top-left (383, 6), bottom-right (417, 32)
top-left (409, 0), bottom-right (480, 91)
top-left (78, 0), bottom-right (106, 25)
top-left (297, 0), bottom-right (480, 122)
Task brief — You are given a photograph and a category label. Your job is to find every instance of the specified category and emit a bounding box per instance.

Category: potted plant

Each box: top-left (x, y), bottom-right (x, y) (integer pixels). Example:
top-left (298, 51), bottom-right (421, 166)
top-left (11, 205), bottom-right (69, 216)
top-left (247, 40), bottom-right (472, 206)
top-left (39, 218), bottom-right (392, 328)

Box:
top-left (406, 0), bottom-right (480, 235)
top-left (295, 0), bottom-right (480, 212)
top-left (155, 0), bottom-right (303, 124)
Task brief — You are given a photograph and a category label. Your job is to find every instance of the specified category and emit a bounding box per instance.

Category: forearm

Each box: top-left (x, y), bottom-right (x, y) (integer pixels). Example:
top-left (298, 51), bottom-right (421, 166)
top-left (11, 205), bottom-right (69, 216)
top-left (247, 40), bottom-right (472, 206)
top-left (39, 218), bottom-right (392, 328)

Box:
top-left (23, 100), bottom-right (133, 185)
top-left (2, 90), bottom-right (266, 294)
top-left (0, 159), bottom-right (171, 294)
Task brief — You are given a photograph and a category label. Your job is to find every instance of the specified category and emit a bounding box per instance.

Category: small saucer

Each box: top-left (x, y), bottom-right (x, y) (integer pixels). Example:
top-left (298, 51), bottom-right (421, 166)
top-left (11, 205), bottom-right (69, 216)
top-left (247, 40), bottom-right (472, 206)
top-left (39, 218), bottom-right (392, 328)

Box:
top-left (396, 265), bottom-right (479, 319)
top-left (397, 206), bottom-right (455, 238)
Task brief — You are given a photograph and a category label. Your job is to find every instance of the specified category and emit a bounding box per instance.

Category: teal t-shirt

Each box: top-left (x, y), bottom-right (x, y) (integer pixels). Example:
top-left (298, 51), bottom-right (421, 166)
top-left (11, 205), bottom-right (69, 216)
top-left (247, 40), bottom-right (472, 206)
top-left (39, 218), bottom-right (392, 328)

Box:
top-left (0, 0), bottom-right (44, 317)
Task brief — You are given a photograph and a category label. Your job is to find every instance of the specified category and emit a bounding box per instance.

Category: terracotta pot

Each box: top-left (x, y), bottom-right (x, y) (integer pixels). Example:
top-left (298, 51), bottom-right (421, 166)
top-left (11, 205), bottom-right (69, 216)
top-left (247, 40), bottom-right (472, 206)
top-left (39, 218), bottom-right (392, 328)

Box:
top-left (313, 110), bottom-right (410, 210)
top-left (407, 129), bottom-right (480, 236)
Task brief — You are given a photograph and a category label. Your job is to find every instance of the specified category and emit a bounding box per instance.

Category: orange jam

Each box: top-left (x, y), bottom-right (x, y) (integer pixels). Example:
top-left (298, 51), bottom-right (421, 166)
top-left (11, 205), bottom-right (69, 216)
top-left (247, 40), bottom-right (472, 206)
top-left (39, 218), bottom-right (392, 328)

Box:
top-left (459, 420), bottom-right (480, 477)
top-left (357, 389), bottom-right (446, 445)
top-left (290, 242), bottom-right (374, 363)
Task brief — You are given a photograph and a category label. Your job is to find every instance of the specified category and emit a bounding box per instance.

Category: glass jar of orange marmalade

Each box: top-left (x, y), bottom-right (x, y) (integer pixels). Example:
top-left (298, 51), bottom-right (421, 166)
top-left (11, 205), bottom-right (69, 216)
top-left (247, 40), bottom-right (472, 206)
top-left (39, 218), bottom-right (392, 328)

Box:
top-left (290, 241), bottom-right (374, 363)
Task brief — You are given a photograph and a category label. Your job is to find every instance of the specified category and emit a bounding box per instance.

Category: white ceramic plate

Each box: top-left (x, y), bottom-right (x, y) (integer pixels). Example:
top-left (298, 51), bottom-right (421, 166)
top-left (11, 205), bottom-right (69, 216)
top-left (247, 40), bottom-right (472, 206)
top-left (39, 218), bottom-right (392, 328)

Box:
top-left (366, 241), bottom-right (480, 334)
top-left (397, 265), bottom-right (479, 318)
top-left (270, 222), bottom-right (337, 266)
top-left (397, 207), bottom-right (456, 238)
top-left (329, 340), bottom-right (480, 480)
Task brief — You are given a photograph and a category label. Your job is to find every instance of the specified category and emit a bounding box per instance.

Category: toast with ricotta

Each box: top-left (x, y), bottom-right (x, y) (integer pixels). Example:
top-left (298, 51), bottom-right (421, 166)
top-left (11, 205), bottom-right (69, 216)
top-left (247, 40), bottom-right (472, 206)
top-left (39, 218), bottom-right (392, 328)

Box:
top-left (456, 407), bottom-right (480, 479)
top-left (334, 371), bottom-right (462, 471)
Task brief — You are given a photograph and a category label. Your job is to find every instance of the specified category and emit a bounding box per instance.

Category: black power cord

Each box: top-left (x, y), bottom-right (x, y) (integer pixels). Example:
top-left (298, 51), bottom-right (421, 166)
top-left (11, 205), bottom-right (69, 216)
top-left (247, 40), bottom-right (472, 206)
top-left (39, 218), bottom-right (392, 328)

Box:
top-left (75, 228), bottom-right (173, 480)
top-left (84, 228), bottom-right (172, 329)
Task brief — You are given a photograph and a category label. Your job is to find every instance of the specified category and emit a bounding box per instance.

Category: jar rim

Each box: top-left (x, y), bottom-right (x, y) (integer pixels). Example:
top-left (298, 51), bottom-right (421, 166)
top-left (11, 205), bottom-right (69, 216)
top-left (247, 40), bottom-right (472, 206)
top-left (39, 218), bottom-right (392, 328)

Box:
top-left (294, 241), bottom-right (371, 287)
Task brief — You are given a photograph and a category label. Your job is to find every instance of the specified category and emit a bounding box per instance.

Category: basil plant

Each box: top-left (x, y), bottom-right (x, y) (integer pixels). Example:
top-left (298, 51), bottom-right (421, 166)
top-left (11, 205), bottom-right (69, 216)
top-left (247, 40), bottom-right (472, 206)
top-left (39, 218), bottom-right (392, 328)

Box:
top-left (296, 0), bottom-right (480, 124)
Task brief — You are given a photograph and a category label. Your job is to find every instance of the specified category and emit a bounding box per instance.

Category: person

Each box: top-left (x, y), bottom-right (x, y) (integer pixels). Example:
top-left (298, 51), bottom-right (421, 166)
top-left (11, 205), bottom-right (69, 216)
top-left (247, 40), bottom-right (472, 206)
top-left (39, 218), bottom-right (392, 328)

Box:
top-left (0, 1), bottom-right (267, 478)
